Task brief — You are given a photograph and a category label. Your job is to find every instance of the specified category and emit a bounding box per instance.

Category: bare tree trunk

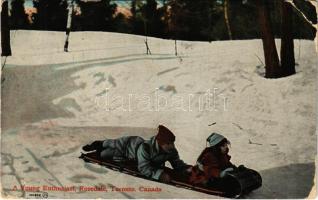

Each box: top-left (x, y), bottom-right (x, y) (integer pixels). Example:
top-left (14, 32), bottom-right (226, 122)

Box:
top-left (316, 12), bottom-right (318, 53)
top-left (131, 0), bottom-right (136, 18)
top-left (280, 0), bottom-right (295, 76)
top-left (144, 20), bottom-right (151, 55)
top-left (64, 0), bottom-right (74, 52)
top-left (256, 0), bottom-right (280, 78)
top-left (1, 1), bottom-right (12, 56)
top-left (315, 4), bottom-right (318, 53)
top-left (174, 39), bottom-right (178, 56)
top-left (224, 0), bottom-right (232, 40)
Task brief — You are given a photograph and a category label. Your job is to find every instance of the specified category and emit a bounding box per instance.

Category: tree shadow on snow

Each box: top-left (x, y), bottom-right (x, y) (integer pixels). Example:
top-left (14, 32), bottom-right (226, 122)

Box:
top-left (245, 162), bottom-right (315, 199)
top-left (1, 53), bottom-right (180, 131)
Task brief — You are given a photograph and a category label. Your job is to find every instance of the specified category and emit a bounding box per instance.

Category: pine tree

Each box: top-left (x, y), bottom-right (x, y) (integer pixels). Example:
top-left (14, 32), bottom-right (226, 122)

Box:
top-left (10, 0), bottom-right (29, 29)
top-left (33, 0), bottom-right (68, 31)
top-left (77, 0), bottom-right (116, 31)
top-left (168, 0), bottom-right (217, 41)
top-left (140, 0), bottom-right (165, 37)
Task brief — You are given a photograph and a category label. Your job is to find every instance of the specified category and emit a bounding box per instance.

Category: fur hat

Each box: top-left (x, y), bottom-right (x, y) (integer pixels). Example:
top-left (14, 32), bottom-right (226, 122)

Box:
top-left (156, 125), bottom-right (175, 145)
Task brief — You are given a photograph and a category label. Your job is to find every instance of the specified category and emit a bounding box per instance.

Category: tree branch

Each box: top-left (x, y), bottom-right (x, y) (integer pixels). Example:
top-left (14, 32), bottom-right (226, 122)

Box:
top-left (285, 0), bottom-right (317, 30)
top-left (305, 0), bottom-right (317, 10)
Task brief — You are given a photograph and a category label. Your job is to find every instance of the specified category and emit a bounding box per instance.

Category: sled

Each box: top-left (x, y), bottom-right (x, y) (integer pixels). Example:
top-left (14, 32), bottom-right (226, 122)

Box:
top-left (79, 152), bottom-right (262, 198)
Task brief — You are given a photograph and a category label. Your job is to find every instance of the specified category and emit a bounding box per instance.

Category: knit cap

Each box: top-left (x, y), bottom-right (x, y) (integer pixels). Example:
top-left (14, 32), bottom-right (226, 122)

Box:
top-left (156, 125), bottom-right (175, 145)
top-left (207, 132), bottom-right (225, 147)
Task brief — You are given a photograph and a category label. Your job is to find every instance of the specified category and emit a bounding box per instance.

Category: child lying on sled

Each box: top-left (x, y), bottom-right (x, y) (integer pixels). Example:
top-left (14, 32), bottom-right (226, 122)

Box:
top-left (189, 133), bottom-right (242, 186)
top-left (82, 125), bottom-right (192, 183)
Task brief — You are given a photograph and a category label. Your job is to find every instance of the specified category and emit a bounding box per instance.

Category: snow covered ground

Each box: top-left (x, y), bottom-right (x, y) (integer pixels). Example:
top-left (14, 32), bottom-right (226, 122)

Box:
top-left (1, 30), bottom-right (317, 198)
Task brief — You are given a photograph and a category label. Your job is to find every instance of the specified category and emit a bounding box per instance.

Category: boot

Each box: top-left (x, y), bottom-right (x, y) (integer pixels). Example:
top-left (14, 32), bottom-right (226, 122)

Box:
top-left (82, 140), bottom-right (103, 152)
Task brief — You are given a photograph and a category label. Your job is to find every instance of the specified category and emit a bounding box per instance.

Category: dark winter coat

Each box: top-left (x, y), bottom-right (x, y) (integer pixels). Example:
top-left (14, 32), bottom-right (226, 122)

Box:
top-left (189, 147), bottom-right (234, 185)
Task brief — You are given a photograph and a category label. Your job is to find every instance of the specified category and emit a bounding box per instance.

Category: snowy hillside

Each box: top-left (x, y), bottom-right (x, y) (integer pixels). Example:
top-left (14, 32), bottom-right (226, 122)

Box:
top-left (1, 30), bottom-right (317, 198)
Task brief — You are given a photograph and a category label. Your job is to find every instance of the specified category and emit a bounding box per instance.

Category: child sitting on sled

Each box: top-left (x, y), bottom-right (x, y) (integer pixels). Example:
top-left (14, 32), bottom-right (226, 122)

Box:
top-left (189, 132), bottom-right (237, 186)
